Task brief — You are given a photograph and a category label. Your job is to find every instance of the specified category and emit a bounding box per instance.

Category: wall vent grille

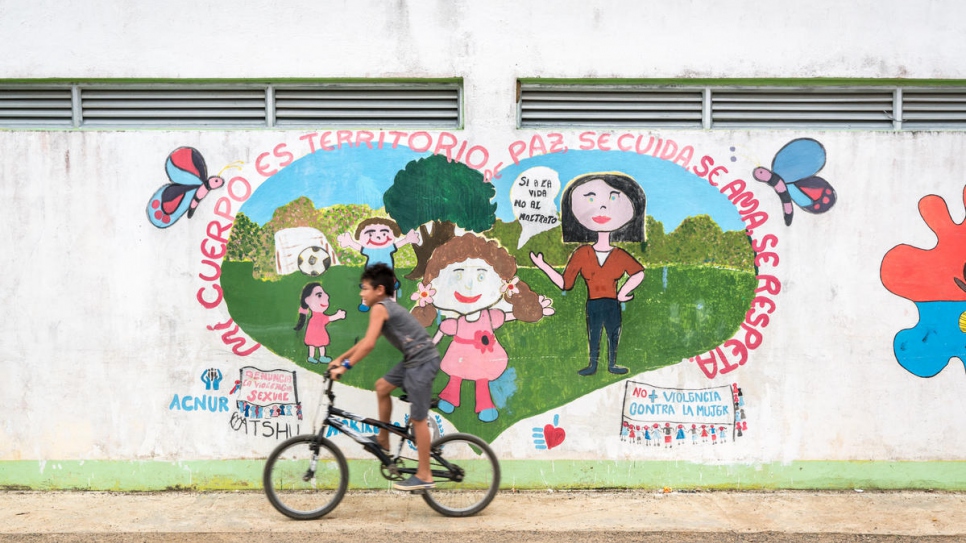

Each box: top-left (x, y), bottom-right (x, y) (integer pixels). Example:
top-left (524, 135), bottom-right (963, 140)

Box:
top-left (0, 87), bottom-right (73, 127)
top-left (0, 82), bottom-right (462, 129)
top-left (710, 88), bottom-right (895, 129)
top-left (901, 88), bottom-right (966, 130)
top-left (519, 82), bottom-right (966, 131)
top-left (519, 86), bottom-right (704, 128)
top-left (274, 85), bottom-right (461, 128)
top-left (80, 87), bottom-right (267, 128)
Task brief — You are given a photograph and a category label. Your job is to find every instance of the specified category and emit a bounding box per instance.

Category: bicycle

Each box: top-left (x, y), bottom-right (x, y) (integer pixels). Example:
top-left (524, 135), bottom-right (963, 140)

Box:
top-left (263, 370), bottom-right (501, 519)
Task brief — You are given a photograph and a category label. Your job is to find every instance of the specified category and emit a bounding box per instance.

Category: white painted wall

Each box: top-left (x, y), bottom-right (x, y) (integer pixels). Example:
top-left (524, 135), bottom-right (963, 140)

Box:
top-left (2, 1), bottom-right (966, 473)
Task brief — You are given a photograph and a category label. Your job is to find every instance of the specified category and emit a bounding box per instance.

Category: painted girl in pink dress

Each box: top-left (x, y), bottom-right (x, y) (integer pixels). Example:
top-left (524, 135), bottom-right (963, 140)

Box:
top-left (412, 234), bottom-right (554, 422)
top-left (293, 282), bottom-right (346, 364)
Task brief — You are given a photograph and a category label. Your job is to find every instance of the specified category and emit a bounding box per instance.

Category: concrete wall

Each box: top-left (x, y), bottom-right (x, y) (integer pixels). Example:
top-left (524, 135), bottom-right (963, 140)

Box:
top-left (2, 0), bottom-right (966, 490)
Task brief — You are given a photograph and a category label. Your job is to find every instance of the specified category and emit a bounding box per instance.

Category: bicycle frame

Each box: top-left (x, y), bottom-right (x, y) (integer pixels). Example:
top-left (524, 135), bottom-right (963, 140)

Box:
top-left (313, 374), bottom-right (459, 482)
top-left (321, 403), bottom-right (412, 467)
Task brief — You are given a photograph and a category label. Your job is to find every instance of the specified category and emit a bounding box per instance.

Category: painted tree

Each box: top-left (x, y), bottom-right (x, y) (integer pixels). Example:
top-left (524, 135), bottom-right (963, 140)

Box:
top-left (225, 213), bottom-right (262, 263)
top-left (384, 154), bottom-right (496, 279)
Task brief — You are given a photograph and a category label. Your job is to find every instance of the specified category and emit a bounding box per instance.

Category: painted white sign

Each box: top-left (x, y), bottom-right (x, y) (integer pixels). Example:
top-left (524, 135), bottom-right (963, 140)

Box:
top-left (510, 166), bottom-right (561, 249)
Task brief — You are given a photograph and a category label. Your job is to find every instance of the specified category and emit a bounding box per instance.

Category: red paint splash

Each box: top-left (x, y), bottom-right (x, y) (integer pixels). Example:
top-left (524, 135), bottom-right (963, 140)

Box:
top-left (881, 186), bottom-right (966, 302)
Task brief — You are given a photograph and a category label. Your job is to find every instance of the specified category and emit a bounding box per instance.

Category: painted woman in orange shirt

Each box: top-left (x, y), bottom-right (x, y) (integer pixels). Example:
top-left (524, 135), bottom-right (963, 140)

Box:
top-left (530, 172), bottom-right (646, 376)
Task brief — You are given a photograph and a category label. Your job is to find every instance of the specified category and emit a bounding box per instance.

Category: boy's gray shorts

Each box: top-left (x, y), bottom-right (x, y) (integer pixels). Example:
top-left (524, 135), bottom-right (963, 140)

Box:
top-left (383, 356), bottom-right (440, 421)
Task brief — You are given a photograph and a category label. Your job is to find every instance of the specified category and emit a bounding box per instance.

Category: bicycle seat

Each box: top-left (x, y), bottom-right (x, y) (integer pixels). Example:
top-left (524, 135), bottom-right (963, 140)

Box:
top-left (398, 394), bottom-right (440, 409)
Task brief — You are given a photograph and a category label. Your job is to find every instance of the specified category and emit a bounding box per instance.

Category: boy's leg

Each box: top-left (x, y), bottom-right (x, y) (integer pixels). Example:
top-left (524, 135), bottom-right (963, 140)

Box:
top-left (375, 378), bottom-right (396, 450)
top-left (412, 418), bottom-right (433, 482)
top-left (399, 357), bottom-right (439, 486)
top-left (377, 362), bottom-right (406, 450)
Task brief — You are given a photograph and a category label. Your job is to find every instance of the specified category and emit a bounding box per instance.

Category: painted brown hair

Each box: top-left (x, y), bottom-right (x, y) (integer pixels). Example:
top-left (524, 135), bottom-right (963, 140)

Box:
top-left (412, 234), bottom-right (546, 326)
top-left (354, 217), bottom-right (402, 240)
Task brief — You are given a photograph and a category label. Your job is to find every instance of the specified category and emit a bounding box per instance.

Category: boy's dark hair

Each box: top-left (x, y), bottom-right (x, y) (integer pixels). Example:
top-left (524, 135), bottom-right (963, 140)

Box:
top-left (360, 263), bottom-right (397, 296)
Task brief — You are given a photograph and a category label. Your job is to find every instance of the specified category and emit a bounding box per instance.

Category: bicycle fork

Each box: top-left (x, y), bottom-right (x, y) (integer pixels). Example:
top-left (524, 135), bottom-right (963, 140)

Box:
top-left (303, 440), bottom-right (322, 484)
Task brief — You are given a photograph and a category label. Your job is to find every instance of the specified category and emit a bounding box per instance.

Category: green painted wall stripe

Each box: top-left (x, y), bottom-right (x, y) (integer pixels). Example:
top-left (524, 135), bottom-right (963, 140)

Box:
top-left (3, 460), bottom-right (964, 491)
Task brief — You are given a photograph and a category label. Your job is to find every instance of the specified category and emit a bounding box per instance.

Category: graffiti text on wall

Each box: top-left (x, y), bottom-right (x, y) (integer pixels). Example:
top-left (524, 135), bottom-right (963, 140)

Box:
top-left (621, 382), bottom-right (746, 446)
top-left (168, 367), bottom-right (232, 414)
top-left (234, 366), bottom-right (302, 420)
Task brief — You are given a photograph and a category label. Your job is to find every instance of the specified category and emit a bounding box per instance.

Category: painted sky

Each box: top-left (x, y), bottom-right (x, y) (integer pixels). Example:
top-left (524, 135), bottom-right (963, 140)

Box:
top-left (241, 146), bottom-right (745, 232)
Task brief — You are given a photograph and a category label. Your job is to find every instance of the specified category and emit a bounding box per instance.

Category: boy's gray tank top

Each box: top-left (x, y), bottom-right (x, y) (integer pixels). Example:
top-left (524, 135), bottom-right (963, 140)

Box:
top-left (378, 299), bottom-right (438, 367)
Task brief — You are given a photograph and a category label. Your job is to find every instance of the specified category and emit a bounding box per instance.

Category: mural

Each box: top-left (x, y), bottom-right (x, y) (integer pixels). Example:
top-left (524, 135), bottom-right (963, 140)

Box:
top-left (147, 147), bottom-right (240, 228)
top-left (411, 233), bottom-right (554, 422)
top-left (144, 130), bottom-right (813, 447)
top-left (533, 414), bottom-right (566, 450)
top-left (337, 218), bottom-right (419, 310)
top-left (530, 171), bottom-right (647, 376)
top-left (293, 282), bottom-right (346, 364)
top-left (229, 366), bottom-right (303, 440)
top-left (620, 382), bottom-right (746, 446)
top-left (881, 185), bottom-right (966, 377)
top-left (753, 138), bottom-right (837, 226)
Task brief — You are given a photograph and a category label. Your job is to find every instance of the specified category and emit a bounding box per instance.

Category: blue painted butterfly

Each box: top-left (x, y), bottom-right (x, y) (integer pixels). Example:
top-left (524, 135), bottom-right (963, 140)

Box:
top-left (752, 138), bottom-right (836, 226)
top-left (146, 147), bottom-right (225, 228)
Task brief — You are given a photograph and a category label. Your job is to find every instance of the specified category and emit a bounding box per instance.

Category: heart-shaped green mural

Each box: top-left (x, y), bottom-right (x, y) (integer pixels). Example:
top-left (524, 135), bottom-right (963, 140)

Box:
top-left (222, 144), bottom-right (757, 444)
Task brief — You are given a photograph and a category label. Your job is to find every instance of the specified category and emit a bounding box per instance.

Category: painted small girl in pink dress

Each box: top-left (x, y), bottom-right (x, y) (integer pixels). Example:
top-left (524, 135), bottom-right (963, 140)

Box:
top-left (412, 234), bottom-right (553, 422)
top-left (294, 282), bottom-right (346, 364)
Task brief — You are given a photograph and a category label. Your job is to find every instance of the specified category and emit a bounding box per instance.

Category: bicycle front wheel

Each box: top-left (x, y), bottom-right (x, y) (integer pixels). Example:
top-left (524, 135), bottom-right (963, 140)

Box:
top-left (263, 434), bottom-right (348, 520)
top-left (421, 433), bottom-right (500, 517)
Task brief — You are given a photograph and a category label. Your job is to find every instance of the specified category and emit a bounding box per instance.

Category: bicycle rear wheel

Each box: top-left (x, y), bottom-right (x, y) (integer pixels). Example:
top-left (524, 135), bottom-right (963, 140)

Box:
top-left (263, 434), bottom-right (348, 520)
top-left (421, 433), bottom-right (500, 517)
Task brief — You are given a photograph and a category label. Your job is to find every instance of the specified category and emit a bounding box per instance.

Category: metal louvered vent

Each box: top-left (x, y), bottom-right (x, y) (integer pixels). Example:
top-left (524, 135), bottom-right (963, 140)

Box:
top-left (711, 88), bottom-right (895, 129)
top-left (80, 86), bottom-right (268, 128)
top-left (274, 84), bottom-right (461, 128)
top-left (0, 82), bottom-right (461, 129)
top-left (900, 88), bottom-right (966, 130)
top-left (519, 86), bottom-right (704, 128)
top-left (0, 87), bottom-right (73, 127)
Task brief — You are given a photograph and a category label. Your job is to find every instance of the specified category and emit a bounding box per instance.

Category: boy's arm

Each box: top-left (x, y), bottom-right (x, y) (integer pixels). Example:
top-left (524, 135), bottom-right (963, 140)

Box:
top-left (328, 303), bottom-right (388, 379)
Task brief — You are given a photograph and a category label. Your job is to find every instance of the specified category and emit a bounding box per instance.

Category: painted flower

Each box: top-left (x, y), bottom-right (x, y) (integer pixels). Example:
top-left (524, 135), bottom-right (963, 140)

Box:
top-left (472, 330), bottom-right (496, 353)
top-left (410, 282), bottom-right (436, 307)
top-left (500, 276), bottom-right (520, 297)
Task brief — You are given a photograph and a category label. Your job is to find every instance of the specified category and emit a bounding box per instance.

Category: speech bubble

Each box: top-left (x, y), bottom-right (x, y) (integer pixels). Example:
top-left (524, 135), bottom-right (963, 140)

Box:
top-left (510, 166), bottom-right (561, 249)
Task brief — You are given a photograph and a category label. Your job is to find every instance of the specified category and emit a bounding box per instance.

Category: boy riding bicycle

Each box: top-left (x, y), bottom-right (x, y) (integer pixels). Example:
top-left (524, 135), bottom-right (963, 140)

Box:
top-left (328, 263), bottom-right (442, 490)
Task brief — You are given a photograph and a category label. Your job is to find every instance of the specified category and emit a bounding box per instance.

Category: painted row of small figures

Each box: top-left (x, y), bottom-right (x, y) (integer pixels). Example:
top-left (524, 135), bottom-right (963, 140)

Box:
top-left (620, 421), bottom-right (749, 446)
top-left (237, 401), bottom-right (304, 420)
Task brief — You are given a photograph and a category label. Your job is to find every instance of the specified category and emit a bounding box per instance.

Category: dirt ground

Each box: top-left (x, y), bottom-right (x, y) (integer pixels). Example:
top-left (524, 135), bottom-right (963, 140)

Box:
top-left (2, 489), bottom-right (965, 542)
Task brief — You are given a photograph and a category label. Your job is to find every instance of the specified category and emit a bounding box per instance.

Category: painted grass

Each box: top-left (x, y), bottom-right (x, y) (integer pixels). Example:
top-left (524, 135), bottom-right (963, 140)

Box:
top-left (222, 262), bottom-right (756, 443)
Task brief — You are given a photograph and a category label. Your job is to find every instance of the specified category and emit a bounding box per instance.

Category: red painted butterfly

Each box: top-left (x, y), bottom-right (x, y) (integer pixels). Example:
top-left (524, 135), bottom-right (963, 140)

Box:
top-left (752, 138), bottom-right (836, 226)
top-left (146, 147), bottom-right (225, 228)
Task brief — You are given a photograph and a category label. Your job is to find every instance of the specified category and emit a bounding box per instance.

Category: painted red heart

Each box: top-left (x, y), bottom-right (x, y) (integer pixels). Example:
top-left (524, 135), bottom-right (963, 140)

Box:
top-left (543, 424), bottom-right (566, 449)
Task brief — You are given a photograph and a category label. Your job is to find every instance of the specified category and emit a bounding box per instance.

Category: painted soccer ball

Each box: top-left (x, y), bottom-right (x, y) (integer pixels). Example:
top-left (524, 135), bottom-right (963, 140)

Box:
top-left (297, 246), bottom-right (331, 276)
